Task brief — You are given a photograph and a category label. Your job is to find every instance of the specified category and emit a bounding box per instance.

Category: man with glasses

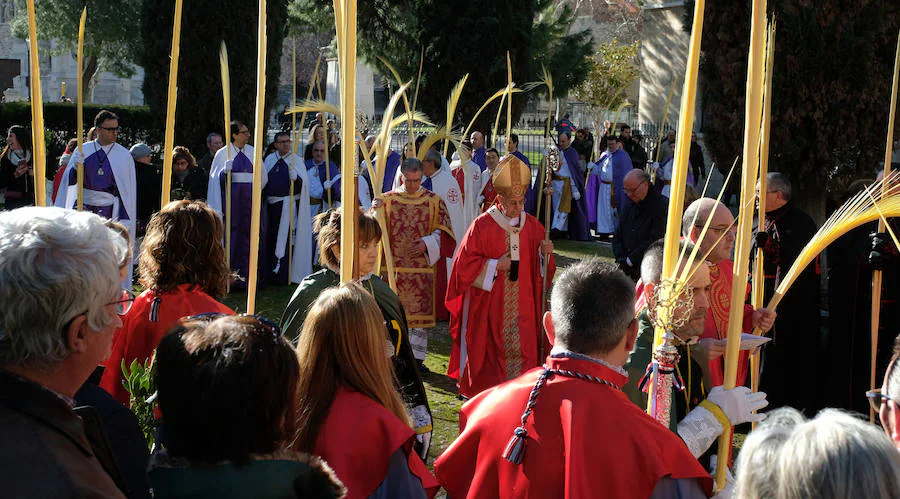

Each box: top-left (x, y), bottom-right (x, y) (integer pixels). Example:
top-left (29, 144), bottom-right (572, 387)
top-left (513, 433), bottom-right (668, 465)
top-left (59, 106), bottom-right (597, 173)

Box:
top-left (0, 207), bottom-right (130, 497)
top-left (207, 120), bottom-right (268, 290)
top-left (874, 337), bottom-right (900, 449)
top-left (376, 158), bottom-right (455, 373)
top-left (263, 131), bottom-right (312, 285)
top-left (56, 110), bottom-right (137, 287)
top-left (752, 172), bottom-right (821, 413)
top-left (613, 169), bottom-right (667, 280)
top-left (682, 198), bottom-right (776, 387)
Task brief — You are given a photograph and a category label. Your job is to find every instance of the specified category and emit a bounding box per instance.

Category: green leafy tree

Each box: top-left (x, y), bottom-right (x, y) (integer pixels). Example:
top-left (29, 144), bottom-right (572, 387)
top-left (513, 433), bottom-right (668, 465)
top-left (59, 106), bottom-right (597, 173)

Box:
top-left (289, 0), bottom-right (592, 133)
top-left (10, 0), bottom-right (142, 102)
top-left (141, 0), bottom-right (289, 154)
top-left (688, 0), bottom-right (900, 220)
top-left (574, 39), bottom-right (640, 113)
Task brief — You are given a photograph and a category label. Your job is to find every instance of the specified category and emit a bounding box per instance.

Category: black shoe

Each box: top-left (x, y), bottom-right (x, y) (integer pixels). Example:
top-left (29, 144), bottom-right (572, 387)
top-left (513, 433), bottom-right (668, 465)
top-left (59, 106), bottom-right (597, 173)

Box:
top-left (416, 360), bottom-right (431, 375)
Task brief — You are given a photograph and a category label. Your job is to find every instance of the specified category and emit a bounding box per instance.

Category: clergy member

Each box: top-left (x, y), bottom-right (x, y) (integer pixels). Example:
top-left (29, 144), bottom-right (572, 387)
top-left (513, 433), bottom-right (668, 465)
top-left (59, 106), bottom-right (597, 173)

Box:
top-left (262, 131), bottom-right (313, 285)
top-left (449, 139), bottom-right (481, 228)
top-left (377, 158), bottom-right (456, 370)
top-left (470, 131), bottom-right (487, 171)
top-left (305, 140), bottom-right (340, 214)
top-left (422, 149), bottom-right (467, 254)
top-left (206, 120), bottom-right (268, 290)
top-left (435, 259), bottom-right (713, 498)
top-left (683, 198), bottom-right (776, 386)
top-left (548, 131), bottom-right (591, 241)
top-left (57, 109), bottom-right (137, 287)
top-left (447, 154), bottom-right (555, 399)
top-left (506, 134), bottom-right (538, 217)
top-left (478, 148), bottom-right (501, 213)
top-left (587, 134), bottom-right (633, 236)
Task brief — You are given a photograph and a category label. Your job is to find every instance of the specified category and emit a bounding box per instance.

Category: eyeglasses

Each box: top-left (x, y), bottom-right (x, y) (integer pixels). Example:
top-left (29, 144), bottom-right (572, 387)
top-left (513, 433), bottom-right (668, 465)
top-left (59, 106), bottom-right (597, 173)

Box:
top-left (108, 289), bottom-right (135, 315)
top-left (179, 312), bottom-right (282, 339)
top-left (100, 126), bottom-right (119, 132)
top-left (695, 224), bottom-right (735, 235)
top-left (239, 130), bottom-right (251, 135)
top-left (867, 389), bottom-right (893, 413)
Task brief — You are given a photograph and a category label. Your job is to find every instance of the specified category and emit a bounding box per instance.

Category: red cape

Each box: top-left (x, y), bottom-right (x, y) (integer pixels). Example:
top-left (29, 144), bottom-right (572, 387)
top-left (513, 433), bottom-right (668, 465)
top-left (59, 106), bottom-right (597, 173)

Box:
top-left (100, 285), bottom-right (233, 406)
top-left (314, 387), bottom-right (438, 499)
top-left (434, 356), bottom-right (713, 498)
top-left (446, 211), bottom-right (554, 397)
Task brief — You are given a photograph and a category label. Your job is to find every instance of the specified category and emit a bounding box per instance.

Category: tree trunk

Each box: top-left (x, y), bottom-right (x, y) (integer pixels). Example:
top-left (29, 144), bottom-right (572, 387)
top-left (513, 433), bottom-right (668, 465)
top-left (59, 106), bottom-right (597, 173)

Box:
top-left (82, 55), bottom-right (99, 104)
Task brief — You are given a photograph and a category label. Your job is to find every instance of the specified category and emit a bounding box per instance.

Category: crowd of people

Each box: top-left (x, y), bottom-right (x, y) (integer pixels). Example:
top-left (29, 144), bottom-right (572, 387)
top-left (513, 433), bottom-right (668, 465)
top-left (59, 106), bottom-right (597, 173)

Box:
top-left (1, 108), bottom-right (900, 498)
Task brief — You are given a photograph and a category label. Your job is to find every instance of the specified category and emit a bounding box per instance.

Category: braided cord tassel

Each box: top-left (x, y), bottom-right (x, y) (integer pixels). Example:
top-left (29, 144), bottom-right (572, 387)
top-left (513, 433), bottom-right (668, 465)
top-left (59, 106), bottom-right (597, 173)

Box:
top-left (502, 367), bottom-right (553, 464)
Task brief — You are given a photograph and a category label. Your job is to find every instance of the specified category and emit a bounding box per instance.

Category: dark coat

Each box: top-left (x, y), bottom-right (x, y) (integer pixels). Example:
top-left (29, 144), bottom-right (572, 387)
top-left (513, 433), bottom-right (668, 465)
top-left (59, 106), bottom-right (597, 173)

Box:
top-left (0, 369), bottom-right (126, 498)
top-left (613, 187), bottom-right (668, 270)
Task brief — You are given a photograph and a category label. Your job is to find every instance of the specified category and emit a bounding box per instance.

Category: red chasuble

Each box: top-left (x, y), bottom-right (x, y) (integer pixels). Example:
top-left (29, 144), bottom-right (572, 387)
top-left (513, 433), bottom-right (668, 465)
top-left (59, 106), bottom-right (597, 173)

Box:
top-left (446, 208), bottom-right (555, 398)
top-left (100, 285), bottom-right (234, 406)
top-left (703, 259), bottom-right (754, 386)
top-left (434, 356), bottom-right (714, 498)
top-left (314, 387), bottom-right (439, 499)
top-left (379, 188), bottom-right (455, 326)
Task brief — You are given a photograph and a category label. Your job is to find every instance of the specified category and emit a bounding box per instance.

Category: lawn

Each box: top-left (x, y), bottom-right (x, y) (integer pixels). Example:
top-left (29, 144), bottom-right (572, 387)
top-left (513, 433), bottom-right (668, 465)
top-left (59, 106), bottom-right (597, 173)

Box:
top-left (222, 238), bottom-right (613, 466)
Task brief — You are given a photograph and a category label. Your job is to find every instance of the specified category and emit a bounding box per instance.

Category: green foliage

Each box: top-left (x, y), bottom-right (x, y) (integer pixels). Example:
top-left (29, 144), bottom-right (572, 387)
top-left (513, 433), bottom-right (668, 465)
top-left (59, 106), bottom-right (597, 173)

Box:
top-left (573, 39), bottom-right (641, 111)
top-left (10, 0), bottom-right (142, 79)
top-left (121, 357), bottom-right (158, 447)
top-left (288, 0), bottom-right (592, 133)
top-left (0, 101), bottom-right (159, 174)
top-left (689, 0), bottom-right (900, 218)
top-left (140, 0), bottom-right (289, 155)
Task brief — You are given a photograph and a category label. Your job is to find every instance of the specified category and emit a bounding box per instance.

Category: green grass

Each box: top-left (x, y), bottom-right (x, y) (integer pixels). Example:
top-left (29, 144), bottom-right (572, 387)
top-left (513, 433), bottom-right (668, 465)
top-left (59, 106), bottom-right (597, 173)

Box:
top-left (225, 240), bottom-right (610, 465)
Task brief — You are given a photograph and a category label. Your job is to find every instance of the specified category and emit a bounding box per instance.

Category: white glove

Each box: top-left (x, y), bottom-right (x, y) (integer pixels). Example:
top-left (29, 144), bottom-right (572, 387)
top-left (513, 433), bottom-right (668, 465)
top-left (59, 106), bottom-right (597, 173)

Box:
top-left (707, 386), bottom-right (768, 426)
top-left (323, 179), bottom-right (335, 190)
top-left (586, 162), bottom-right (595, 172)
top-left (572, 189), bottom-right (581, 201)
top-left (331, 173), bottom-right (342, 183)
top-left (709, 456), bottom-right (736, 498)
top-left (71, 149), bottom-right (85, 165)
top-left (651, 161), bottom-right (660, 172)
top-left (224, 160), bottom-right (233, 172)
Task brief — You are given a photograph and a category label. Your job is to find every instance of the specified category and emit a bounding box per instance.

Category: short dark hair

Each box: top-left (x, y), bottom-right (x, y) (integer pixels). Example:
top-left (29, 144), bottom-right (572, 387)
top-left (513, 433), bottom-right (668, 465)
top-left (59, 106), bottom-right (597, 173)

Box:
top-left (509, 133), bottom-right (519, 145)
top-left (550, 258), bottom-right (635, 355)
top-left (155, 315), bottom-right (299, 465)
top-left (400, 157), bottom-right (424, 175)
top-left (640, 239), bottom-right (697, 284)
top-left (229, 121), bottom-right (247, 141)
top-left (620, 124), bottom-right (631, 132)
top-left (273, 131), bottom-right (290, 142)
top-left (94, 110), bottom-right (118, 128)
top-left (486, 147), bottom-right (500, 158)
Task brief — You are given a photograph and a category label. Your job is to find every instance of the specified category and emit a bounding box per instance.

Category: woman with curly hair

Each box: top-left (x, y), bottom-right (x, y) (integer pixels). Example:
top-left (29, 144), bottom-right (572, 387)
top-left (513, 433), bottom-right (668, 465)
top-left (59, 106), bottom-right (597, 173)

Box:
top-left (293, 284), bottom-right (438, 499)
top-left (170, 146), bottom-right (209, 202)
top-left (100, 200), bottom-right (234, 406)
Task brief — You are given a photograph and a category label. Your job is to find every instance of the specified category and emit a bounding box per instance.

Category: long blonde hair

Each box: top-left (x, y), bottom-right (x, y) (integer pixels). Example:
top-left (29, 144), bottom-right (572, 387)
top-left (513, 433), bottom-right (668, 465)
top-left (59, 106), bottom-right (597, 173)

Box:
top-left (293, 283), bottom-right (409, 452)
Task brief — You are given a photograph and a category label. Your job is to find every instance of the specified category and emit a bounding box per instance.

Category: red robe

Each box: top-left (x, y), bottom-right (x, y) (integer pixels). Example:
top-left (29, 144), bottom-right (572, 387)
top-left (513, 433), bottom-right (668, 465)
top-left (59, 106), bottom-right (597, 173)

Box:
top-left (703, 259), bottom-right (754, 386)
top-left (100, 285), bottom-right (233, 406)
top-left (480, 175), bottom-right (498, 213)
top-left (447, 208), bottom-right (555, 398)
top-left (452, 166), bottom-right (466, 201)
top-left (434, 356), bottom-right (713, 498)
top-left (379, 188), bottom-right (455, 326)
top-left (314, 387), bottom-right (439, 499)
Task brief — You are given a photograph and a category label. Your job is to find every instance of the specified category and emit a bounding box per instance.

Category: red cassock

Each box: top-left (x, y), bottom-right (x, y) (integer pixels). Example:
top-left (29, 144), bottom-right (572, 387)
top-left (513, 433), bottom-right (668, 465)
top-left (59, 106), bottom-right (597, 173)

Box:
top-left (446, 209), bottom-right (555, 398)
top-left (314, 387), bottom-right (439, 499)
top-left (434, 356), bottom-right (714, 498)
top-left (100, 284), bottom-right (233, 406)
top-left (703, 259), bottom-right (754, 386)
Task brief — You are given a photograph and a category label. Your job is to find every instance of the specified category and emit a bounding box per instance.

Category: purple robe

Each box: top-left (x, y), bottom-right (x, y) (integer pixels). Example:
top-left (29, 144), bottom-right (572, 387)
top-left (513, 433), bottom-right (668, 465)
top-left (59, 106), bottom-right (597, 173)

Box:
top-left (67, 148), bottom-right (126, 220)
top-left (587, 148), bottom-right (634, 220)
top-left (561, 146), bottom-right (591, 241)
top-left (306, 159), bottom-right (340, 205)
top-left (378, 150), bottom-right (401, 194)
top-left (219, 150), bottom-right (266, 290)
top-left (472, 147), bottom-right (487, 171)
top-left (264, 157), bottom-right (302, 285)
top-left (510, 150), bottom-right (539, 217)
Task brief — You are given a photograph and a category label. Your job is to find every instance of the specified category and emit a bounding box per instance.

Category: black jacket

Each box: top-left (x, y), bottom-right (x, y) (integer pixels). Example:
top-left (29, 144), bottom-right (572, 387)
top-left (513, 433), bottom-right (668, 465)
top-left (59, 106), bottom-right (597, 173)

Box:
top-left (613, 187), bottom-right (668, 266)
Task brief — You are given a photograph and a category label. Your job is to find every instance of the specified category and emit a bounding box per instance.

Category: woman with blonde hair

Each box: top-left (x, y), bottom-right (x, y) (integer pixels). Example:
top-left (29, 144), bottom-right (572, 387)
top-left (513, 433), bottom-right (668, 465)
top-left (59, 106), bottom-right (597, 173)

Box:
top-left (100, 200), bottom-right (234, 406)
top-left (293, 283), bottom-right (438, 499)
top-left (281, 209), bottom-right (433, 459)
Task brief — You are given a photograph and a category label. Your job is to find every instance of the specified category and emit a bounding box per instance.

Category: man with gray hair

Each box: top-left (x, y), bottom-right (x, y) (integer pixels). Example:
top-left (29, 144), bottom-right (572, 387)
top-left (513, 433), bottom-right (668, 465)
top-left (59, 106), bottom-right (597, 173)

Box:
top-left (613, 168), bottom-right (668, 279)
top-left (0, 207), bottom-right (129, 497)
top-left (197, 132), bottom-right (223, 176)
top-left (753, 171), bottom-right (821, 412)
top-left (376, 158), bottom-right (455, 372)
top-left (435, 259), bottom-right (713, 498)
